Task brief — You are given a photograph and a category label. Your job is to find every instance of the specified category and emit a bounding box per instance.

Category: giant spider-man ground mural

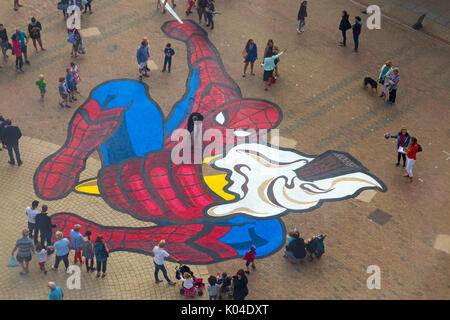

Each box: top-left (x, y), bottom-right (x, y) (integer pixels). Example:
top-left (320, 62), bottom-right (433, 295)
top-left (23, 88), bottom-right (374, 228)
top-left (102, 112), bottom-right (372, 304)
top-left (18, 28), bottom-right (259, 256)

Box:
top-left (33, 21), bottom-right (387, 264)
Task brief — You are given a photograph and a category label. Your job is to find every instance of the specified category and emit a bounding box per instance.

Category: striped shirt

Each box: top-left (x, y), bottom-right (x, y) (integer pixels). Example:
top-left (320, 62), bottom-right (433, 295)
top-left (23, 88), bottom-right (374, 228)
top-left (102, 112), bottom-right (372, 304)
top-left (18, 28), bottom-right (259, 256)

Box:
top-left (16, 238), bottom-right (33, 258)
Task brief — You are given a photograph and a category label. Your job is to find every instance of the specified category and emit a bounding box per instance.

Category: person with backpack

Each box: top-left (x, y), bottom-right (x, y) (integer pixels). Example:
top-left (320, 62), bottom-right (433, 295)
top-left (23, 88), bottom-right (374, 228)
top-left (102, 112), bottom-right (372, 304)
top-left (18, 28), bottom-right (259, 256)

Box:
top-left (338, 11), bottom-right (352, 47)
top-left (385, 126), bottom-right (410, 168)
top-left (297, 1), bottom-right (308, 34)
top-left (403, 137), bottom-right (420, 183)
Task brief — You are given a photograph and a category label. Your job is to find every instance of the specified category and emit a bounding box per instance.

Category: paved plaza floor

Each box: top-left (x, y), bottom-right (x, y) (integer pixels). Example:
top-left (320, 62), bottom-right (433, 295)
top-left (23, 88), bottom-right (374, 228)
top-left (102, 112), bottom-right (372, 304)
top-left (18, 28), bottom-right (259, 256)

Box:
top-left (0, 0), bottom-right (449, 300)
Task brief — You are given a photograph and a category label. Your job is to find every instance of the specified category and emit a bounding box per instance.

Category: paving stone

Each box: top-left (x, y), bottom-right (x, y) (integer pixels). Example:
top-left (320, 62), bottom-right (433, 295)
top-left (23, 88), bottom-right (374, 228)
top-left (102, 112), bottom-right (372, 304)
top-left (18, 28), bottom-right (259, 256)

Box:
top-left (368, 209), bottom-right (392, 226)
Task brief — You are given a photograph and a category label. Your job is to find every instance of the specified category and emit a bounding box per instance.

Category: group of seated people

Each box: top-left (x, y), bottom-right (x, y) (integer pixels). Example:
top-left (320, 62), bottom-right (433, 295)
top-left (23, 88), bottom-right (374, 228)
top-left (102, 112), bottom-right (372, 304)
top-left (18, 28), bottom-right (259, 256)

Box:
top-left (284, 231), bottom-right (326, 264)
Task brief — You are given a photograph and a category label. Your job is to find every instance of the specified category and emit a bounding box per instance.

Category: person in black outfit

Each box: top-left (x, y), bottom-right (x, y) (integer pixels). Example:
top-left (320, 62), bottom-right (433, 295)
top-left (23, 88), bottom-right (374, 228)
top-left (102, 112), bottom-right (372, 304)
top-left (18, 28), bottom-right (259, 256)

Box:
top-left (232, 269), bottom-right (248, 300)
top-left (1, 119), bottom-right (22, 166)
top-left (35, 205), bottom-right (56, 249)
top-left (187, 112), bottom-right (204, 133)
top-left (83, 0), bottom-right (93, 14)
top-left (339, 11), bottom-right (352, 47)
top-left (352, 16), bottom-right (362, 52)
top-left (285, 233), bottom-right (307, 263)
top-left (28, 17), bottom-right (45, 52)
top-left (205, 0), bottom-right (215, 30)
top-left (0, 116), bottom-right (6, 150)
top-left (0, 24), bottom-right (9, 63)
top-left (197, 0), bottom-right (208, 24)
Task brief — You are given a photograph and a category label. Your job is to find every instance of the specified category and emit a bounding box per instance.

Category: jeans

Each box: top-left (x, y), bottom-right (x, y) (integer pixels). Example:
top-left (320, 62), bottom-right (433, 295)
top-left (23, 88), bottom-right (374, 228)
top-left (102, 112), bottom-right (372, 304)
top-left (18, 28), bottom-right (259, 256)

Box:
top-left (0, 41), bottom-right (8, 60)
top-left (15, 56), bottom-right (23, 69)
top-left (163, 56), bottom-right (172, 71)
top-left (96, 259), bottom-right (107, 273)
top-left (206, 13), bottom-right (214, 28)
top-left (54, 253), bottom-right (69, 270)
top-left (85, 258), bottom-right (94, 271)
top-left (341, 30), bottom-right (347, 45)
top-left (7, 142), bottom-right (21, 164)
top-left (154, 262), bottom-right (171, 282)
top-left (298, 19), bottom-right (306, 31)
top-left (397, 152), bottom-right (406, 166)
top-left (353, 34), bottom-right (359, 51)
top-left (209, 295), bottom-right (217, 300)
top-left (28, 222), bottom-right (36, 239)
top-left (40, 232), bottom-right (52, 248)
top-left (389, 89), bottom-right (397, 103)
top-left (197, 7), bottom-right (205, 22)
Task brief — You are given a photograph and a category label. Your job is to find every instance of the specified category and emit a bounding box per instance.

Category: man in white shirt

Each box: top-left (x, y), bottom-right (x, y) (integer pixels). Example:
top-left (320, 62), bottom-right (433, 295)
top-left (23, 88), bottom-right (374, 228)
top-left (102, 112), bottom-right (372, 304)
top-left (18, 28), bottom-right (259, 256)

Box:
top-left (26, 200), bottom-right (39, 244)
top-left (153, 240), bottom-right (179, 285)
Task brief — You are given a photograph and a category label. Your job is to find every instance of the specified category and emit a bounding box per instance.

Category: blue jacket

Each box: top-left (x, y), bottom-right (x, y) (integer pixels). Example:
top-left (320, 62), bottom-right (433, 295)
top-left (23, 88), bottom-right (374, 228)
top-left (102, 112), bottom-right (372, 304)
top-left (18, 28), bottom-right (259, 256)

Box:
top-left (70, 230), bottom-right (83, 249)
top-left (391, 132), bottom-right (410, 148)
top-left (136, 46), bottom-right (149, 64)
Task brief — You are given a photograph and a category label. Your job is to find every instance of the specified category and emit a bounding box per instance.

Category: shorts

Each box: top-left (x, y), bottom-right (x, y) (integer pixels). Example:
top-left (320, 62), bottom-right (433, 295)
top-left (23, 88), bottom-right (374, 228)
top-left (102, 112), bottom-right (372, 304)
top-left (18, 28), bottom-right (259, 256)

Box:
top-left (39, 261), bottom-right (46, 268)
top-left (21, 46), bottom-right (27, 55)
top-left (263, 70), bottom-right (273, 82)
top-left (17, 255), bottom-right (32, 263)
top-left (60, 93), bottom-right (68, 99)
top-left (244, 57), bottom-right (256, 63)
top-left (40, 88), bottom-right (46, 95)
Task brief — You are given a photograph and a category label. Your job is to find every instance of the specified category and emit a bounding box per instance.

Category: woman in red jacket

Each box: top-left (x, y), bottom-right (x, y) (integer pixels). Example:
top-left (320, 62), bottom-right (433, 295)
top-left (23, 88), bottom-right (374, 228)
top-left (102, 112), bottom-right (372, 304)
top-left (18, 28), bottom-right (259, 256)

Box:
top-left (403, 137), bottom-right (419, 183)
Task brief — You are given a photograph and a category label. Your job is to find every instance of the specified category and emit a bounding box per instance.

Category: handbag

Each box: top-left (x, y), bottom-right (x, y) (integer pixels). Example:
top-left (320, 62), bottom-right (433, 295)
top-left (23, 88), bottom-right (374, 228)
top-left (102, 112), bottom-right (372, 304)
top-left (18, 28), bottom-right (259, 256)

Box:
top-left (7, 256), bottom-right (20, 267)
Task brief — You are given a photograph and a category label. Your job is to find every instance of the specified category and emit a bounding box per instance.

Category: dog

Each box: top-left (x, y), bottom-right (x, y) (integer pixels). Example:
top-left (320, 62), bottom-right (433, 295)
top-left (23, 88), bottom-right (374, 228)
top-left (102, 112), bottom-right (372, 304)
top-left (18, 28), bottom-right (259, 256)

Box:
top-left (364, 77), bottom-right (378, 92)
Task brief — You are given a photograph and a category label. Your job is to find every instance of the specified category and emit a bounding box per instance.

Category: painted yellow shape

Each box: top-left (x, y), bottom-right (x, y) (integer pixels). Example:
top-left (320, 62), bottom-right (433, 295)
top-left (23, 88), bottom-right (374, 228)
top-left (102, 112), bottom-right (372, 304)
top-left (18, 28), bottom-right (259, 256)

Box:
top-left (356, 189), bottom-right (377, 203)
top-left (203, 154), bottom-right (222, 164)
top-left (75, 178), bottom-right (100, 195)
top-left (203, 174), bottom-right (235, 201)
top-left (148, 60), bottom-right (159, 71)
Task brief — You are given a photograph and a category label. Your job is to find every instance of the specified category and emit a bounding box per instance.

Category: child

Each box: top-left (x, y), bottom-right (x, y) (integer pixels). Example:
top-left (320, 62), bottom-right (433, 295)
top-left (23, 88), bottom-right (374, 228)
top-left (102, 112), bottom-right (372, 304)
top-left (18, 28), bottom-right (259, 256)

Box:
top-left (243, 245), bottom-right (256, 274)
top-left (58, 77), bottom-right (71, 108)
top-left (70, 62), bottom-right (80, 93)
top-left (162, 43), bottom-right (175, 73)
top-left (12, 33), bottom-right (24, 73)
top-left (35, 243), bottom-right (48, 275)
top-left (180, 272), bottom-right (196, 298)
top-left (82, 230), bottom-right (95, 272)
top-left (186, 0), bottom-right (196, 15)
top-left (36, 74), bottom-right (46, 99)
top-left (70, 224), bottom-right (83, 265)
top-left (65, 68), bottom-right (76, 102)
top-left (217, 272), bottom-right (232, 300)
top-left (207, 275), bottom-right (222, 300)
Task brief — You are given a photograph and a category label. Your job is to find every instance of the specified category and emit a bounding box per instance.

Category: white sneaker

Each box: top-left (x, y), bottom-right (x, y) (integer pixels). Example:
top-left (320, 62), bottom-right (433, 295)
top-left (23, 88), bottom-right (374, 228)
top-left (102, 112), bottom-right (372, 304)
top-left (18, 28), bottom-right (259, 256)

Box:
top-left (297, 29), bottom-right (301, 33)
top-left (66, 268), bottom-right (72, 274)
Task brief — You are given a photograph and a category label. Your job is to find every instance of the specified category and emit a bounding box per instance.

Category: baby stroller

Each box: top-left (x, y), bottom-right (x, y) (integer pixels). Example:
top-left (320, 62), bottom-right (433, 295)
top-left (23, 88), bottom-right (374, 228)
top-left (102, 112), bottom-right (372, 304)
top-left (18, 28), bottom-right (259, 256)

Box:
top-left (175, 264), bottom-right (204, 296)
top-left (305, 234), bottom-right (326, 261)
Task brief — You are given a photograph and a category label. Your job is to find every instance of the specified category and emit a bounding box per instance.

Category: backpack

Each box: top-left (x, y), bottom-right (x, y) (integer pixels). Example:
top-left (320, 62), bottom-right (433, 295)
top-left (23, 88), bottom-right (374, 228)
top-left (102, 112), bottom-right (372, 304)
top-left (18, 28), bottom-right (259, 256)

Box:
top-left (417, 144), bottom-right (422, 153)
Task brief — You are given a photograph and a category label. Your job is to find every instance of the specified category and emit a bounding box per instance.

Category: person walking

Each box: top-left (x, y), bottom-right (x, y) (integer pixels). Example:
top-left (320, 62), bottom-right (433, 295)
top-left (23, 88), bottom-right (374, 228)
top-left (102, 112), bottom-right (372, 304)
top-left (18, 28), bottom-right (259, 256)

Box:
top-left (11, 229), bottom-right (35, 275)
top-left (197, 0), bottom-right (208, 24)
top-left (51, 231), bottom-right (71, 274)
top-left (243, 245), bottom-right (256, 274)
top-left (35, 205), bottom-right (56, 248)
top-left (387, 68), bottom-right (400, 106)
top-left (48, 282), bottom-right (64, 300)
top-left (65, 68), bottom-right (76, 102)
top-left (338, 11), bottom-right (352, 47)
top-left (70, 224), bottom-right (83, 265)
top-left (232, 269), bottom-right (248, 300)
top-left (16, 29), bottom-right (29, 64)
top-left (378, 61), bottom-right (393, 99)
top-left (261, 48), bottom-right (287, 91)
top-left (0, 24), bottom-right (9, 63)
top-left (242, 39), bottom-right (257, 78)
top-left (153, 240), bottom-right (179, 285)
top-left (385, 126), bottom-right (410, 168)
top-left (94, 235), bottom-right (109, 278)
top-left (58, 76), bottom-right (71, 108)
top-left (36, 74), bottom-right (47, 100)
top-left (14, 0), bottom-right (24, 11)
top-left (83, 0), bottom-right (93, 14)
top-left (70, 62), bottom-right (80, 93)
top-left (186, 0), bottom-right (196, 15)
top-left (26, 200), bottom-right (39, 242)
top-left (403, 137), bottom-right (419, 183)
top-left (162, 43), bottom-right (175, 73)
top-left (352, 16), bottom-right (362, 52)
top-left (28, 17), bottom-right (46, 53)
top-left (205, 0), bottom-right (215, 30)
top-left (1, 119), bottom-right (22, 166)
top-left (11, 34), bottom-right (24, 73)
top-left (35, 243), bottom-right (48, 275)
top-left (297, 1), bottom-right (307, 33)
top-left (137, 40), bottom-right (149, 81)
top-left (82, 231), bottom-right (95, 272)
top-left (67, 27), bottom-right (81, 58)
